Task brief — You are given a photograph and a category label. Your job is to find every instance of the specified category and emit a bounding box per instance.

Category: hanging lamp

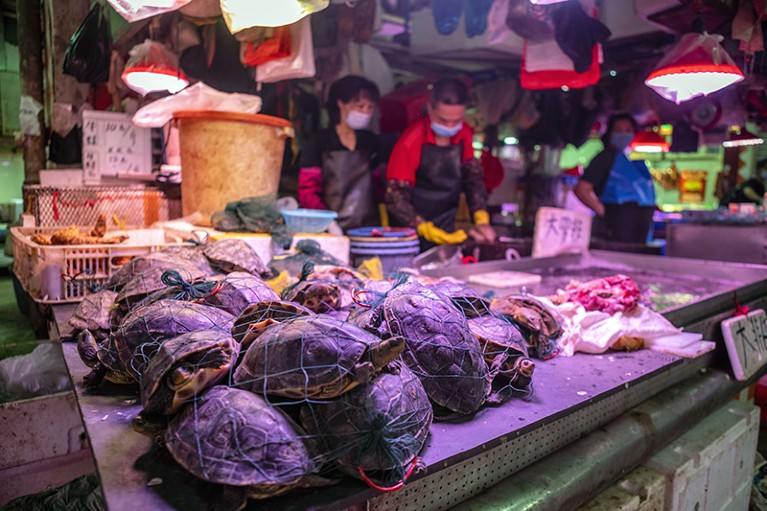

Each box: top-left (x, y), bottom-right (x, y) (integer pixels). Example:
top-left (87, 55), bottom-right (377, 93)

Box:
top-left (722, 127), bottom-right (764, 148)
top-left (645, 10), bottom-right (744, 105)
top-left (630, 130), bottom-right (670, 153)
top-left (220, 0), bottom-right (329, 31)
top-left (121, 40), bottom-right (189, 96)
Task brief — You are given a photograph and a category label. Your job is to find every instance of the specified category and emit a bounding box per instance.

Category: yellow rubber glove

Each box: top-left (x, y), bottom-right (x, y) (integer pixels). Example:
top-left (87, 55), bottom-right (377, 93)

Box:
top-left (417, 221), bottom-right (468, 245)
top-left (473, 210), bottom-right (490, 225)
top-left (378, 204), bottom-right (390, 227)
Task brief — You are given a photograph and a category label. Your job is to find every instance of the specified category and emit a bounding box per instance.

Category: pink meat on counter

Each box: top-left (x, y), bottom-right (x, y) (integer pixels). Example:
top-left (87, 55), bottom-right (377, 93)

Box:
top-left (564, 274), bottom-right (640, 314)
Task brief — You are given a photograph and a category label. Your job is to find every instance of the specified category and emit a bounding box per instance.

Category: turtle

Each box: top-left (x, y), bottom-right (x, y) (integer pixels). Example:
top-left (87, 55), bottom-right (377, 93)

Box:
top-left (231, 300), bottom-right (314, 349)
top-left (383, 282), bottom-right (491, 417)
top-left (233, 315), bottom-right (405, 400)
top-left (428, 280), bottom-right (492, 318)
top-left (76, 330), bottom-right (136, 387)
top-left (108, 251), bottom-right (208, 290)
top-left (202, 238), bottom-right (270, 278)
top-left (160, 245), bottom-right (217, 275)
top-left (281, 279), bottom-right (343, 313)
top-left (164, 386), bottom-right (320, 500)
top-left (468, 315), bottom-right (535, 389)
top-left (300, 363), bottom-right (432, 483)
top-left (268, 239), bottom-right (345, 277)
top-left (116, 299), bottom-right (235, 379)
top-left (65, 289), bottom-right (118, 342)
top-left (140, 329), bottom-right (239, 417)
top-left (305, 265), bottom-right (367, 310)
top-left (203, 271), bottom-right (279, 316)
top-left (490, 295), bottom-right (563, 360)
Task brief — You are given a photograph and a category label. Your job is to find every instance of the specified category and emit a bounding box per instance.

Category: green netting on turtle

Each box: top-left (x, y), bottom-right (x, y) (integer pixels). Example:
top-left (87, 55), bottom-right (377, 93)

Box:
top-left (64, 289), bottom-right (118, 342)
top-left (489, 295), bottom-right (563, 360)
top-left (202, 238), bottom-right (271, 278)
top-left (231, 300), bottom-right (314, 350)
top-left (279, 261), bottom-right (366, 314)
top-left (116, 299), bottom-right (235, 380)
top-left (269, 239), bottom-right (345, 278)
top-left (210, 195), bottom-right (288, 238)
top-left (202, 271), bottom-right (279, 316)
top-left (107, 250), bottom-right (214, 291)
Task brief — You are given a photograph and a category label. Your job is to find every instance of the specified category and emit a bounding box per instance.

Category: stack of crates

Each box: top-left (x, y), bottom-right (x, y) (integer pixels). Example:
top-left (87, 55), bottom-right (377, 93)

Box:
top-left (580, 400), bottom-right (759, 511)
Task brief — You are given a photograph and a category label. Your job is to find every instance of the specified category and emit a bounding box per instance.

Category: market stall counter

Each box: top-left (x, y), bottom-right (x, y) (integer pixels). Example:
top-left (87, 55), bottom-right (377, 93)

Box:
top-left (60, 250), bottom-right (767, 510)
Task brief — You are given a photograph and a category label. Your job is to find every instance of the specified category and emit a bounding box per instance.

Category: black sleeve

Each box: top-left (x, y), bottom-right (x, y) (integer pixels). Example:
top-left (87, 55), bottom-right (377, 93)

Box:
top-left (746, 178), bottom-right (765, 197)
top-left (298, 134), bottom-right (323, 168)
top-left (581, 149), bottom-right (616, 197)
top-left (357, 130), bottom-right (381, 168)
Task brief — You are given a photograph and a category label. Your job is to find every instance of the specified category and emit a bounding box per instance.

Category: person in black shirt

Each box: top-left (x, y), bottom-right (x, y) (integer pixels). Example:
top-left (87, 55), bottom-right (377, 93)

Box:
top-left (297, 75), bottom-right (381, 230)
top-left (720, 159), bottom-right (766, 207)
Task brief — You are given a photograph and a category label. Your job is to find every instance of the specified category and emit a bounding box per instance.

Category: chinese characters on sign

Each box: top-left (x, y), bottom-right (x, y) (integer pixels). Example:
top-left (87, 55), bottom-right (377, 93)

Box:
top-left (532, 207), bottom-right (592, 258)
top-left (722, 309), bottom-right (767, 381)
top-left (81, 111), bottom-right (152, 184)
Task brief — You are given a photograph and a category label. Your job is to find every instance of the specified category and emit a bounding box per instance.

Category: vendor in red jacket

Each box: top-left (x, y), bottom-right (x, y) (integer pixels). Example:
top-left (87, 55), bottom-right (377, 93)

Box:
top-left (298, 75), bottom-right (380, 230)
top-left (385, 78), bottom-right (495, 246)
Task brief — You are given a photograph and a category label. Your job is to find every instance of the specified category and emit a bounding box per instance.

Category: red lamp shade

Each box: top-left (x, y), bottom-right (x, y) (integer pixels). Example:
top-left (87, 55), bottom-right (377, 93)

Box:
top-left (723, 127), bottom-right (764, 148)
top-left (121, 40), bottom-right (189, 96)
top-left (645, 33), bottom-right (744, 104)
top-left (630, 131), bottom-right (670, 153)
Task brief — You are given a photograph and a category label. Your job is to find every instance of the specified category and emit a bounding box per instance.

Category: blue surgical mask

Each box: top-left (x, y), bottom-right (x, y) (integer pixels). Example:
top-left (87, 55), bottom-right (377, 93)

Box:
top-left (610, 132), bottom-right (634, 151)
top-left (346, 110), bottom-right (372, 130)
top-left (431, 122), bottom-right (462, 138)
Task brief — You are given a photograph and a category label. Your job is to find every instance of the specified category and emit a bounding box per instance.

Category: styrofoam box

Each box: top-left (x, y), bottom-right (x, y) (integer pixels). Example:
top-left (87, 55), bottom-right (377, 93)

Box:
top-left (644, 400), bottom-right (759, 511)
top-left (579, 466), bottom-right (666, 511)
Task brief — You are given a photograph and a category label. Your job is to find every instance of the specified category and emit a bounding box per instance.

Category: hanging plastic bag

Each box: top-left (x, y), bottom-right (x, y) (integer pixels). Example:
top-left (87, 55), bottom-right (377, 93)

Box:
top-left (465, 0), bottom-right (494, 38)
top-left (132, 82), bottom-right (262, 128)
top-left (107, 0), bottom-right (192, 23)
top-left (221, 0), bottom-right (329, 32)
top-left (63, 3), bottom-right (111, 84)
top-left (256, 18), bottom-right (316, 83)
top-left (431, 0), bottom-right (463, 36)
top-left (241, 26), bottom-right (292, 66)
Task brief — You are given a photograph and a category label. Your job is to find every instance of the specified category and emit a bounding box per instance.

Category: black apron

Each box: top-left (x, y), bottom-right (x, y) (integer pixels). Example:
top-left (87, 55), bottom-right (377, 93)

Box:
top-left (322, 149), bottom-right (379, 231)
top-left (412, 143), bottom-right (464, 232)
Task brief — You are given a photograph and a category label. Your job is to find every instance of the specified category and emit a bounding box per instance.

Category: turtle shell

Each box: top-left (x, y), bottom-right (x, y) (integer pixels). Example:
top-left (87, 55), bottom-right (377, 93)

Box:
top-left (300, 363), bottom-right (432, 479)
top-left (428, 281), bottom-right (491, 318)
top-left (233, 315), bottom-right (404, 400)
top-left (282, 280), bottom-right (343, 313)
top-left (203, 272), bottom-right (279, 316)
top-left (468, 315), bottom-right (534, 388)
top-left (140, 329), bottom-right (239, 417)
top-left (165, 386), bottom-right (316, 497)
top-left (231, 300), bottom-right (314, 348)
top-left (202, 238), bottom-right (269, 278)
top-left (116, 300), bottom-right (235, 379)
top-left (160, 246), bottom-right (216, 275)
top-left (108, 252), bottom-right (205, 290)
top-left (77, 331), bottom-right (135, 387)
top-left (305, 265), bottom-right (365, 310)
top-left (116, 264), bottom-right (206, 309)
top-left (384, 282), bottom-right (490, 416)
top-left (68, 289), bottom-right (118, 340)
top-left (490, 296), bottom-right (562, 359)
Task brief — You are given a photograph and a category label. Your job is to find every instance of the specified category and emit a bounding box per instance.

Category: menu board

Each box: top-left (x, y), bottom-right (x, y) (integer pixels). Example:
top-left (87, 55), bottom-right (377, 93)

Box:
top-left (82, 110), bottom-right (152, 184)
top-left (532, 207), bottom-right (592, 258)
top-left (722, 309), bottom-right (767, 381)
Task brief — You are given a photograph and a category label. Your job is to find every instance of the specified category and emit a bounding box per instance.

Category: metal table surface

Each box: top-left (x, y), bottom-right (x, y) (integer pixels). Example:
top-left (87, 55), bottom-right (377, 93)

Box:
top-left (62, 342), bottom-right (704, 511)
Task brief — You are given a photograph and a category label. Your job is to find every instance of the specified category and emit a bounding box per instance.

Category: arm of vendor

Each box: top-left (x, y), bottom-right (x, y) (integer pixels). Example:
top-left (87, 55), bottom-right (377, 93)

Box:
top-left (385, 78), bottom-right (495, 242)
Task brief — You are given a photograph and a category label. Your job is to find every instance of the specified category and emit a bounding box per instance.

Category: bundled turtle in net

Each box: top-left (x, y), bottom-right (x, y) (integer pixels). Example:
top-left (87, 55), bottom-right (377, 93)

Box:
top-left (116, 299), bottom-right (235, 379)
top-left (203, 271), bottom-right (279, 316)
top-left (140, 329), bottom-right (239, 417)
top-left (490, 295), bottom-right (563, 359)
top-left (164, 386), bottom-right (321, 500)
top-left (384, 282), bottom-right (490, 417)
top-left (233, 315), bottom-right (404, 400)
top-left (468, 315), bottom-right (534, 391)
top-left (108, 251), bottom-right (212, 290)
top-left (427, 280), bottom-right (491, 318)
top-left (64, 289), bottom-right (118, 342)
top-left (300, 363), bottom-right (432, 485)
top-left (77, 330), bottom-right (135, 387)
top-left (202, 238), bottom-right (270, 278)
top-left (231, 300), bottom-right (314, 349)
top-left (306, 265), bottom-right (367, 310)
top-left (281, 278), bottom-right (343, 313)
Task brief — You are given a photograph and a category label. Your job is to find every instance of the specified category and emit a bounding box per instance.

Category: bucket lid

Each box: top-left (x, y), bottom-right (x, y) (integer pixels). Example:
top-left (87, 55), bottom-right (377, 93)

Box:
top-left (351, 239), bottom-right (420, 249)
top-left (346, 226), bottom-right (418, 241)
top-left (173, 110), bottom-right (293, 129)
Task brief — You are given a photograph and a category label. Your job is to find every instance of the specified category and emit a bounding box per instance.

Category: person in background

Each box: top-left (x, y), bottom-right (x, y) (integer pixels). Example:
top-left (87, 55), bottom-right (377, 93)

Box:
top-left (574, 112), bottom-right (656, 243)
top-left (385, 78), bottom-right (495, 247)
top-left (719, 159), bottom-right (766, 207)
top-left (298, 75), bottom-right (380, 231)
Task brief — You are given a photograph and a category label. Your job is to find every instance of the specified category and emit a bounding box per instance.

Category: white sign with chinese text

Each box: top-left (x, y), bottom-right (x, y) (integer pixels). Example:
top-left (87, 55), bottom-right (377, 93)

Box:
top-left (722, 309), bottom-right (767, 381)
top-left (82, 110), bottom-right (152, 184)
top-left (532, 207), bottom-right (592, 258)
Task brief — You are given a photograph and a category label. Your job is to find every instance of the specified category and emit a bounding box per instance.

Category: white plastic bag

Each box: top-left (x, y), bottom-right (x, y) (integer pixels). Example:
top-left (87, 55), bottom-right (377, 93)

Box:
top-left (256, 18), bottom-right (316, 83)
top-left (0, 344), bottom-right (71, 402)
top-left (107, 0), bottom-right (192, 23)
top-left (132, 82), bottom-right (262, 128)
top-left (221, 0), bottom-right (328, 31)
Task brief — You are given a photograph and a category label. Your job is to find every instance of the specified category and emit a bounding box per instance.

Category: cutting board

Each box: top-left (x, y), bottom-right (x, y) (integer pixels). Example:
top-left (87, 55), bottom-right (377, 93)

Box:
top-left (468, 270), bottom-right (543, 289)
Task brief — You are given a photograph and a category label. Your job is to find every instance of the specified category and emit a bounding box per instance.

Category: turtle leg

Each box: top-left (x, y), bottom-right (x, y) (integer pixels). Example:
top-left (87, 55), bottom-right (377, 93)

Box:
top-left (83, 363), bottom-right (108, 388)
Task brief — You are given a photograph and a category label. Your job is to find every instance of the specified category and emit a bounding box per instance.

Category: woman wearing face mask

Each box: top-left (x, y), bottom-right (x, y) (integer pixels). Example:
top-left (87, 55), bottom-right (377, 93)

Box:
top-left (298, 75), bottom-right (381, 230)
top-left (574, 112), bottom-right (656, 243)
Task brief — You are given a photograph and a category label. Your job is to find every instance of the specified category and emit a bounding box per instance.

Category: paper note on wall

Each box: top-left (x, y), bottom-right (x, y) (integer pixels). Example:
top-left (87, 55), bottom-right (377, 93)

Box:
top-left (532, 207), bottom-right (592, 258)
top-left (82, 110), bottom-right (152, 184)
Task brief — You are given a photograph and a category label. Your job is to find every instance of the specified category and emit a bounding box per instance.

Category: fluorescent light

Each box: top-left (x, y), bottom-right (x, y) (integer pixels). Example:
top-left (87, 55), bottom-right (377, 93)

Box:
top-left (221, 0), bottom-right (329, 31)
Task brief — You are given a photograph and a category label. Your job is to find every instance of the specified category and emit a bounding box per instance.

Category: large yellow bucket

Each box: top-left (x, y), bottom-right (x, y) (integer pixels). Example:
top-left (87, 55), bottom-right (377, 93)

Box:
top-left (173, 110), bottom-right (294, 222)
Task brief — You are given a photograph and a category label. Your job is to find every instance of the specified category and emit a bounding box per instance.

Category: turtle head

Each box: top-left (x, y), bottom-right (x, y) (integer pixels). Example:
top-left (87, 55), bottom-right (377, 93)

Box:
top-left (76, 330), bottom-right (100, 368)
top-left (369, 336), bottom-right (405, 370)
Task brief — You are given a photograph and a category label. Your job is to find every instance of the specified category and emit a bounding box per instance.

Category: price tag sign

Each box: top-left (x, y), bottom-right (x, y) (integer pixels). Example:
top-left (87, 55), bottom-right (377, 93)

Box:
top-left (721, 309), bottom-right (767, 381)
top-left (81, 110), bottom-right (152, 183)
top-left (532, 207), bottom-right (592, 258)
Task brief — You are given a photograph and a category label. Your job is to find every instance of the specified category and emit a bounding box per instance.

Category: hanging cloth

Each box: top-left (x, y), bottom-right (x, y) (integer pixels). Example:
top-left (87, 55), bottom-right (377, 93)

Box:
top-left (550, 2), bottom-right (611, 73)
top-left (465, 0), bottom-right (494, 38)
top-left (432, 0), bottom-right (464, 36)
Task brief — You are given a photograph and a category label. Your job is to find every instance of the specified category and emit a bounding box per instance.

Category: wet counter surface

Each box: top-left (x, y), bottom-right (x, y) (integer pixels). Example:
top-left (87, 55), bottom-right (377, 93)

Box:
top-left (63, 342), bottom-right (684, 511)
